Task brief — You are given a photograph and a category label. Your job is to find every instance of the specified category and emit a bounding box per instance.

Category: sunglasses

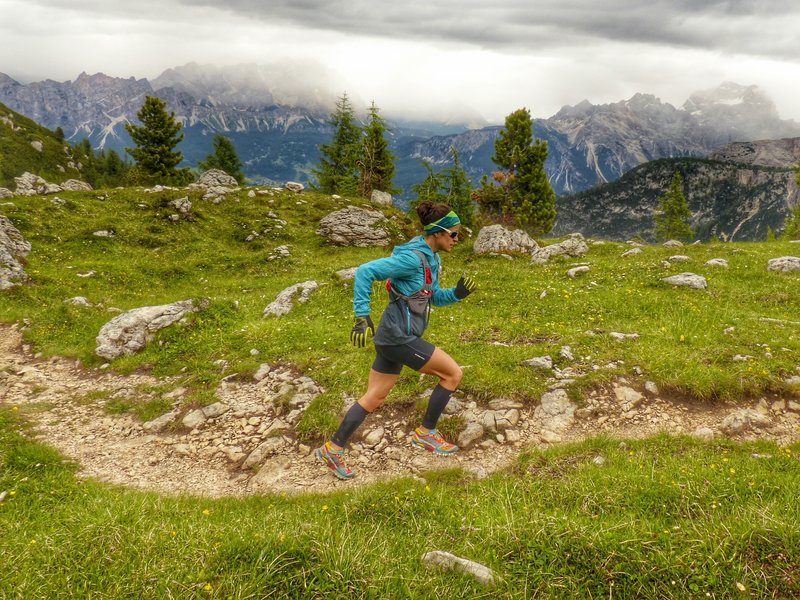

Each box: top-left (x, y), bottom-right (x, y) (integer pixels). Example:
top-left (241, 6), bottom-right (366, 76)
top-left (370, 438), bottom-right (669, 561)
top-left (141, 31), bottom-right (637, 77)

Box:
top-left (432, 224), bottom-right (460, 239)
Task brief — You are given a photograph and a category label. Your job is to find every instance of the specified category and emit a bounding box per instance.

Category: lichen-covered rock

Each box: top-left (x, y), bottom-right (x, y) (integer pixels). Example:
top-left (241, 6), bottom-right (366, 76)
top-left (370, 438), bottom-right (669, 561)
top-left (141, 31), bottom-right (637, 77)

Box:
top-left (662, 272), bottom-right (707, 289)
top-left (0, 215), bottom-right (31, 289)
top-left (473, 224), bottom-right (538, 255)
top-left (767, 256), bottom-right (800, 273)
top-left (193, 169), bottom-right (238, 189)
top-left (60, 179), bottom-right (93, 192)
top-left (531, 233), bottom-right (588, 265)
top-left (14, 172), bottom-right (49, 196)
top-left (263, 281), bottom-right (319, 317)
top-left (95, 299), bottom-right (206, 360)
top-left (316, 206), bottom-right (391, 247)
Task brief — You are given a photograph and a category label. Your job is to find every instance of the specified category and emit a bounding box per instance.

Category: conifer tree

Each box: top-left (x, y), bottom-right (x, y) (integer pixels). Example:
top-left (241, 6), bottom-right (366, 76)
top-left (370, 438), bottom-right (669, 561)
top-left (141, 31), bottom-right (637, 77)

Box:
top-left (442, 147), bottom-right (475, 227)
top-left (199, 134), bottom-right (245, 183)
top-left (654, 172), bottom-right (694, 242)
top-left (125, 96), bottom-right (187, 183)
top-left (782, 166), bottom-right (800, 240)
top-left (314, 92), bottom-right (362, 195)
top-left (411, 160), bottom-right (446, 206)
top-left (358, 101), bottom-right (397, 198)
top-left (474, 108), bottom-right (555, 234)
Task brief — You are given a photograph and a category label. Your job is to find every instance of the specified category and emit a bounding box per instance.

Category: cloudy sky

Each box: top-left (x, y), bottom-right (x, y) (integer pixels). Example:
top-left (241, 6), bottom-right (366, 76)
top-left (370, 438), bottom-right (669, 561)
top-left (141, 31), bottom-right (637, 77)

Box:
top-left (2, 0), bottom-right (800, 124)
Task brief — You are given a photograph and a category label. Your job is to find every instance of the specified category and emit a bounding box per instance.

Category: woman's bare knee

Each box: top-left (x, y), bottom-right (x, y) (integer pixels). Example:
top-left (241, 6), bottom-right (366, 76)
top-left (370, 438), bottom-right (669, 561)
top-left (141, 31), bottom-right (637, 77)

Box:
top-left (442, 365), bottom-right (462, 390)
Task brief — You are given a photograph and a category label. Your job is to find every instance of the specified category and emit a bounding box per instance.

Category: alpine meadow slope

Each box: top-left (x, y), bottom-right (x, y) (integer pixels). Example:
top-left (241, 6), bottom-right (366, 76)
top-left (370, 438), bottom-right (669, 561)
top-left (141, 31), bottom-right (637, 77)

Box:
top-left (1, 182), bottom-right (800, 597)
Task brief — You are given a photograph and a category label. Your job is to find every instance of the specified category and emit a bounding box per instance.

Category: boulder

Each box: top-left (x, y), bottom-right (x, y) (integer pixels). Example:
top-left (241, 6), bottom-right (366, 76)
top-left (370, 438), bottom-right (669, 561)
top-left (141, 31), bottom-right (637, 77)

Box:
top-left (661, 273), bottom-right (707, 289)
top-left (457, 422), bottom-right (485, 449)
top-left (316, 206), bottom-right (391, 247)
top-left (193, 169), bottom-right (238, 189)
top-left (370, 190), bottom-right (392, 206)
top-left (0, 215), bottom-right (31, 290)
top-left (567, 265), bottom-right (590, 278)
top-left (0, 188), bottom-right (13, 199)
top-left (60, 179), bottom-right (93, 192)
top-left (473, 224), bottom-right (538, 255)
top-left (95, 299), bottom-right (206, 360)
top-left (263, 281), bottom-right (319, 317)
top-left (621, 247), bottom-right (642, 257)
top-left (169, 197), bottom-right (192, 214)
top-left (705, 258), bottom-right (728, 268)
top-left (531, 233), bottom-right (588, 265)
top-left (719, 409), bottom-right (772, 435)
top-left (767, 256), bottom-right (800, 273)
top-left (14, 172), bottom-right (49, 196)
top-left (663, 240), bottom-right (684, 247)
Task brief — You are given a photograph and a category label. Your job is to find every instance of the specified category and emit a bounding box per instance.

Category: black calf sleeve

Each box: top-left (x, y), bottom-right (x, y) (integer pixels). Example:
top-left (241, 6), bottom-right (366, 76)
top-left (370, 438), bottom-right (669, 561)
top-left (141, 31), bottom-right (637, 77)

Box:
top-left (331, 402), bottom-right (370, 447)
top-left (422, 384), bottom-right (454, 430)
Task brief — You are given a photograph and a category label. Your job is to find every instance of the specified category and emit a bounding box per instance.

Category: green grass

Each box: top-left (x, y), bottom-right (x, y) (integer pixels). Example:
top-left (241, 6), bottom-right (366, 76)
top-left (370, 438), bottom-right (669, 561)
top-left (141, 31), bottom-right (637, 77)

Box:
top-left (2, 189), bottom-right (800, 597)
top-left (2, 187), bottom-right (798, 442)
top-left (1, 407), bottom-right (799, 598)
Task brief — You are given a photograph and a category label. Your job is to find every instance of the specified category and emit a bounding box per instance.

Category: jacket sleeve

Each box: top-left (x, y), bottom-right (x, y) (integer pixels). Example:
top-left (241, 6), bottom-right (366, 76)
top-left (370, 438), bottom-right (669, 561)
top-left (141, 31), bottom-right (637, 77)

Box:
top-left (431, 256), bottom-right (460, 307)
top-left (353, 253), bottom-right (422, 317)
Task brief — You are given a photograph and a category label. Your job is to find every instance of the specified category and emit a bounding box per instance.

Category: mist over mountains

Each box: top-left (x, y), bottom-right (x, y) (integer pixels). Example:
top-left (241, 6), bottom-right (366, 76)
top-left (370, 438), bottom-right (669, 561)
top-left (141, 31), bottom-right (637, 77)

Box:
top-left (1, 64), bottom-right (799, 198)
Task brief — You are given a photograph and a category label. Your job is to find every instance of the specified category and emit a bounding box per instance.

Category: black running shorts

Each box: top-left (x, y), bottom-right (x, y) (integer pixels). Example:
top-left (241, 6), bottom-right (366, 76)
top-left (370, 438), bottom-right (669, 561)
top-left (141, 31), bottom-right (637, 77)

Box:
top-left (372, 338), bottom-right (435, 374)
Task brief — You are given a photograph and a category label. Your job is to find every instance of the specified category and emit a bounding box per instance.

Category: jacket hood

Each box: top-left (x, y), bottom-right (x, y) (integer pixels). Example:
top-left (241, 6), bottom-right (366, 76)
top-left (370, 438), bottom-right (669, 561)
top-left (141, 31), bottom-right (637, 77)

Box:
top-left (391, 236), bottom-right (436, 260)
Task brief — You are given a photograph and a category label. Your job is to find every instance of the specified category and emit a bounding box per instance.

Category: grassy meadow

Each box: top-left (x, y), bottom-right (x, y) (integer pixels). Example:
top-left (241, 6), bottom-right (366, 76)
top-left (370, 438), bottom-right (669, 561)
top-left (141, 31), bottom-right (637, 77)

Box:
top-left (1, 186), bottom-right (800, 597)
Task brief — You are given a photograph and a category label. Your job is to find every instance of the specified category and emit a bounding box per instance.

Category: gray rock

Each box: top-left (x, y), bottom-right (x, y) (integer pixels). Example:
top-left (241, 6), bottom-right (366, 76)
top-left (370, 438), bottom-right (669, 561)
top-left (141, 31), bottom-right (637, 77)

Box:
top-left (614, 386), bottom-right (644, 409)
top-left (194, 169), bottom-right (238, 189)
top-left (169, 197), bottom-right (192, 214)
top-left (14, 172), bottom-right (48, 196)
top-left (95, 299), bottom-right (205, 360)
top-left (592, 455), bottom-right (606, 466)
top-left (422, 551), bottom-right (495, 587)
top-left (487, 398), bottom-right (523, 410)
top-left (363, 426), bottom-right (385, 448)
top-left (540, 430), bottom-right (562, 443)
top-left (705, 258), bottom-right (729, 268)
top-left (241, 438), bottom-right (285, 470)
top-left (719, 409), bottom-right (772, 435)
top-left (92, 230), bottom-right (115, 238)
top-left (531, 233), bottom-right (588, 265)
top-left (662, 272), bottom-right (707, 289)
top-left (668, 255), bottom-right (691, 262)
top-left (0, 215), bottom-right (32, 289)
top-left (0, 188), bottom-right (13, 199)
top-left (285, 181), bottom-right (305, 193)
top-left (30, 140), bottom-right (43, 152)
top-left (370, 189), bottom-right (392, 205)
top-left (610, 332), bottom-right (639, 341)
top-left (663, 239), bottom-right (684, 247)
top-left (143, 409), bottom-right (181, 432)
top-left (620, 247), bottom-right (643, 257)
top-left (691, 426), bottom-right (715, 441)
top-left (559, 346), bottom-right (574, 361)
top-left (534, 389), bottom-right (576, 431)
top-left (316, 206), bottom-right (392, 247)
top-left (182, 409), bottom-right (206, 430)
top-left (567, 265), bottom-right (590, 278)
top-left (785, 376), bottom-right (800, 386)
top-left (335, 267), bottom-right (358, 280)
top-left (202, 402), bottom-right (229, 419)
top-left (767, 256), bottom-right (800, 273)
top-left (263, 281), bottom-right (319, 317)
top-left (522, 355), bottom-right (553, 370)
top-left (253, 364), bottom-right (272, 381)
top-left (457, 422), bottom-right (484, 449)
top-left (644, 381), bottom-right (659, 395)
top-left (64, 296), bottom-right (92, 307)
top-left (473, 224), bottom-right (538, 255)
top-left (60, 179), bottom-right (93, 192)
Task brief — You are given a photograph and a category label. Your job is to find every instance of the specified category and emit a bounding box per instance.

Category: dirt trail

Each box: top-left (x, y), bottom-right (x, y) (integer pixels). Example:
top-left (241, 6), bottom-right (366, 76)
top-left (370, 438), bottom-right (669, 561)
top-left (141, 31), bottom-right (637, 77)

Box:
top-left (1, 324), bottom-right (798, 498)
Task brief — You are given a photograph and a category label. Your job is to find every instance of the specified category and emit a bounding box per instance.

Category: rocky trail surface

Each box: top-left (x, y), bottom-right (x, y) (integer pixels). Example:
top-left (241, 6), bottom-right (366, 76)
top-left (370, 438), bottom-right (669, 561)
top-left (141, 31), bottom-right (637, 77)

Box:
top-left (1, 324), bottom-right (798, 498)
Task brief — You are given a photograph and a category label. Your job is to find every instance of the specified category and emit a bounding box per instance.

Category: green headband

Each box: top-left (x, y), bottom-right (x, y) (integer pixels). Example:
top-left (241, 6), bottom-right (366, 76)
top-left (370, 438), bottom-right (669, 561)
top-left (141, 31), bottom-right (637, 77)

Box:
top-left (423, 211), bottom-right (460, 234)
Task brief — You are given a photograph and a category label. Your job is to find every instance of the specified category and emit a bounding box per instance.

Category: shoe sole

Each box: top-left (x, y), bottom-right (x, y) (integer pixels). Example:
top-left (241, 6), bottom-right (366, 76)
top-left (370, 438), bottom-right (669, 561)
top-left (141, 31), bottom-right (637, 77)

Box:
top-left (411, 439), bottom-right (459, 456)
top-left (315, 448), bottom-right (354, 480)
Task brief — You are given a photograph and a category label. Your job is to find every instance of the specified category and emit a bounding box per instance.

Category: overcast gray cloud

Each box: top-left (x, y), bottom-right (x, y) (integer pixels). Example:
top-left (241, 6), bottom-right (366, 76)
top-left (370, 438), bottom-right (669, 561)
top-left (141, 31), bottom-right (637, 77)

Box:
top-left (1, 0), bottom-right (800, 123)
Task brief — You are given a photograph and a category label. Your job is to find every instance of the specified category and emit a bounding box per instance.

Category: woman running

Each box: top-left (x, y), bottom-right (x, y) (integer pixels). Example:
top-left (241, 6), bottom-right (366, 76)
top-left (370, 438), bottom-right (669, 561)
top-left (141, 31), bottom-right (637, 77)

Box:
top-left (315, 201), bottom-right (476, 479)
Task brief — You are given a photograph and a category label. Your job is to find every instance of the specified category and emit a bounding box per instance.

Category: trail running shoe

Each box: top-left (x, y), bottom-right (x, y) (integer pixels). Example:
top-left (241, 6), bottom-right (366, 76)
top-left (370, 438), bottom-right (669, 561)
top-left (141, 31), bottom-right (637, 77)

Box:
top-left (315, 442), bottom-right (354, 480)
top-left (412, 428), bottom-right (459, 455)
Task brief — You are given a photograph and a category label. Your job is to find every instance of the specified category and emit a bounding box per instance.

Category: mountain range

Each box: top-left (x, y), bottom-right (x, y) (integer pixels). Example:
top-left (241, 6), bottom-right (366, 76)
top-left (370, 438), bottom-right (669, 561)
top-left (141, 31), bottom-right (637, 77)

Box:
top-left (2, 65), bottom-right (799, 199)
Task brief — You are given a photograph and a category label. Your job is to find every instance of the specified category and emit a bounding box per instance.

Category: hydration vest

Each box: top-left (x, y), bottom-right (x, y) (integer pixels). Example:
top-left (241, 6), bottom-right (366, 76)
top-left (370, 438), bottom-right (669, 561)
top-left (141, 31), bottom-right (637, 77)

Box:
top-left (386, 249), bottom-right (433, 316)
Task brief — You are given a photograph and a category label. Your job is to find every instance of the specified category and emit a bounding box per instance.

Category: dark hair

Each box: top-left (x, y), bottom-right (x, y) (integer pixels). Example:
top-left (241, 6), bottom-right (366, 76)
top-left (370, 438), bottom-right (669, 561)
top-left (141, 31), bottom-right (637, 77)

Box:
top-left (416, 201), bottom-right (451, 227)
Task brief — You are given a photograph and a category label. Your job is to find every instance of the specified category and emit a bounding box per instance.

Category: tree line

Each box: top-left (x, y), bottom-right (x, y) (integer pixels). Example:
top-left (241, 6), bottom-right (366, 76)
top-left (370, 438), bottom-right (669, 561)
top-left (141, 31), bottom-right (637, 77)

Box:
top-left (80, 93), bottom-right (800, 240)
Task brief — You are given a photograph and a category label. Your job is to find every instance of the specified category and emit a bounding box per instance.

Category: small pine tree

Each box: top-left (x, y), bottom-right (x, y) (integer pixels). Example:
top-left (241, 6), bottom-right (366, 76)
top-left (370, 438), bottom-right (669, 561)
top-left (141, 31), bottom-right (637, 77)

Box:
top-left (125, 96), bottom-right (186, 184)
top-left (313, 92), bottom-right (362, 195)
top-left (54, 126), bottom-right (65, 141)
top-left (474, 108), bottom-right (555, 234)
top-left (782, 204), bottom-right (800, 240)
top-left (654, 172), bottom-right (693, 242)
top-left (358, 101), bottom-right (398, 198)
top-left (199, 134), bottom-right (245, 184)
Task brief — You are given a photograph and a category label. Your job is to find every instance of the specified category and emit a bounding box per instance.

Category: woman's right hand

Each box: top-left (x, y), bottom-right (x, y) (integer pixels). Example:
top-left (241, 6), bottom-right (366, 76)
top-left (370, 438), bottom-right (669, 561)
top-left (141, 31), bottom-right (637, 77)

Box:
top-left (350, 316), bottom-right (374, 347)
